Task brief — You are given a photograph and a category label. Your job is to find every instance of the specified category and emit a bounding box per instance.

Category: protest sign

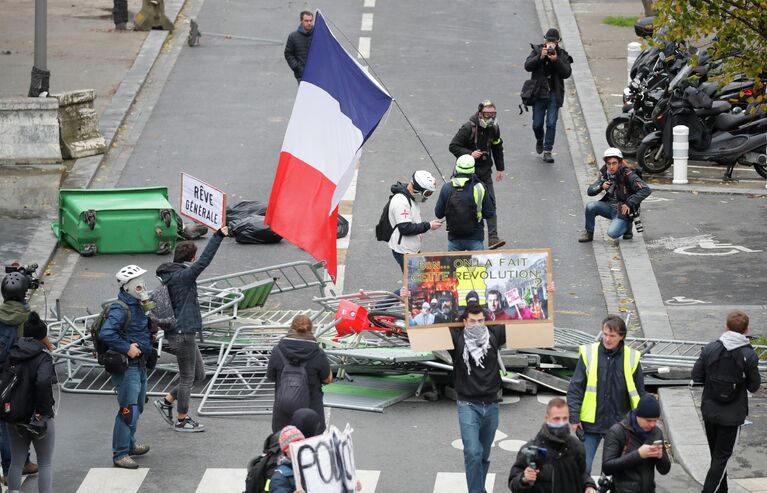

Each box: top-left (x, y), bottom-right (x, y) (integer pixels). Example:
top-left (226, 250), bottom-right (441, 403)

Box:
top-left (404, 249), bottom-right (554, 351)
top-left (291, 425), bottom-right (358, 493)
top-left (180, 173), bottom-right (226, 230)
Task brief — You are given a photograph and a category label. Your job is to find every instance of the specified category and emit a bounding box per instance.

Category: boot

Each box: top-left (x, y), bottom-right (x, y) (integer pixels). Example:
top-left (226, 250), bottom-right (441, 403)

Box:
top-left (578, 231), bottom-right (594, 243)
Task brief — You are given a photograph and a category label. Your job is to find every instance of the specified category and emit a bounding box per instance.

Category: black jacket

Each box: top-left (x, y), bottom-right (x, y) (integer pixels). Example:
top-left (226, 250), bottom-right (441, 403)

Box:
top-left (434, 175), bottom-right (495, 241)
top-left (284, 27), bottom-right (314, 80)
top-left (602, 415), bottom-right (671, 493)
top-left (691, 336), bottom-right (761, 426)
top-left (508, 425), bottom-right (596, 493)
top-left (567, 342), bottom-right (646, 434)
top-left (587, 165), bottom-right (651, 220)
top-left (448, 325), bottom-right (506, 403)
top-left (524, 44), bottom-right (573, 107)
top-left (8, 338), bottom-right (55, 419)
top-left (156, 232), bottom-right (224, 334)
top-left (449, 114), bottom-right (505, 179)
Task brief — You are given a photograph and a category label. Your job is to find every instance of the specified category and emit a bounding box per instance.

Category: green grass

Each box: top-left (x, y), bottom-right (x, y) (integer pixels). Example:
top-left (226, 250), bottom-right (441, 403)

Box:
top-left (603, 15), bottom-right (639, 27)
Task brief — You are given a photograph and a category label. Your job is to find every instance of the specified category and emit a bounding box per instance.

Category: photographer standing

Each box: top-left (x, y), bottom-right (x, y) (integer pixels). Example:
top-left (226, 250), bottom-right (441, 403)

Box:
top-left (508, 397), bottom-right (597, 493)
top-left (578, 148), bottom-right (650, 243)
top-left (524, 28), bottom-right (572, 163)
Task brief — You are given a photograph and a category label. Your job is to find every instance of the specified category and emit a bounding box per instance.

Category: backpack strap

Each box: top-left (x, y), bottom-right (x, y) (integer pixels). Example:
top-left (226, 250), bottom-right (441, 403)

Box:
top-left (112, 300), bottom-right (132, 336)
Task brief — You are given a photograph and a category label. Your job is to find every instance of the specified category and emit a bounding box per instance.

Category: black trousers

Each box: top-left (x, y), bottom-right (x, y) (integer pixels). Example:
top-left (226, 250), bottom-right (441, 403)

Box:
top-left (477, 174), bottom-right (499, 241)
top-left (702, 421), bottom-right (740, 493)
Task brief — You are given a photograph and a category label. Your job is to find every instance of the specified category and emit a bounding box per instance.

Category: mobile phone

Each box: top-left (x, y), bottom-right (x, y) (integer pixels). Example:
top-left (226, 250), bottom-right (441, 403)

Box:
top-left (652, 440), bottom-right (663, 445)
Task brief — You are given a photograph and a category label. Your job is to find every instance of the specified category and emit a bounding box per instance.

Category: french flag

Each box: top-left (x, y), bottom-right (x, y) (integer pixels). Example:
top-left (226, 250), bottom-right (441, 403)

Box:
top-left (265, 11), bottom-right (392, 280)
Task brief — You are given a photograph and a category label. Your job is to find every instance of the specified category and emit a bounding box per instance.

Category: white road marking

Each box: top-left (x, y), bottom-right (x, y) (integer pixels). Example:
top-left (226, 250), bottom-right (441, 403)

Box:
top-left (76, 468), bottom-right (149, 493)
top-left (433, 472), bottom-right (495, 493)
top-left (357, 469), bottom-right (381, 491)
top-left (195, 468), bottom-right (247, 493)
top-left (358, 37), bottom-right (371, 58)
top-left (361, 13), bottom-right (374, 31)
top-left (364, 0), bottom-right (376, 7)
top-left (498, 439), bottom-right (528, 452)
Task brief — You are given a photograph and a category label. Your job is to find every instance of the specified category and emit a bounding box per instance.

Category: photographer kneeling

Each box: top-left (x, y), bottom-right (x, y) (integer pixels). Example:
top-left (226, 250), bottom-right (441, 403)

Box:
top-left (602, 394), bottom-right (670, 493)
top-left (578, 148), bottom-right (650, 243)
top-left (508, 397), bottom-right (597, 493)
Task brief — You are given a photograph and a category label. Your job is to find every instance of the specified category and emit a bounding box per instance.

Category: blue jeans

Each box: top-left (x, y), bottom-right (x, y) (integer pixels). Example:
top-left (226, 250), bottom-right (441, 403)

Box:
top-left (457, 401), bottom-right (499, 493)
top-left (532, 93), bottom-right (559, 152)
top-left (584, 201), bottom-right (631, 239)
top-left (449, 239), bottom-right (485, 251)
top-left (583, 431), bottom-right (605, 474)
top-left (110, 365), bottom-right (147, 460)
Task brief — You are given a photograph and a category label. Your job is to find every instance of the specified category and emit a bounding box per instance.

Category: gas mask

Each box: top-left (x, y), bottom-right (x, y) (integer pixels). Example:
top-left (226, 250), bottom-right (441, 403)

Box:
top-left (478, 115), bottom-right (497, 129)
top-left (123, 276), bottom-right (156, 313)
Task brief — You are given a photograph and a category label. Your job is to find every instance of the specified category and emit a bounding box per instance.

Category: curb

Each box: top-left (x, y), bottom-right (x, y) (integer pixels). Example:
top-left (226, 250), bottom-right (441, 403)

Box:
top-left (20, 0), bottom-right (187, 275)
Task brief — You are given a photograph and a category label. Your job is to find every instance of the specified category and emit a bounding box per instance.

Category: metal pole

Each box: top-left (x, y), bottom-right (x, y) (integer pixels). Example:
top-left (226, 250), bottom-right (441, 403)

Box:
top-left (627, 42), bottom-right (642, 83)
top-left (672, 125), bottom-right (689, 185)
top-left (34, 0), bottom-right (47, 71)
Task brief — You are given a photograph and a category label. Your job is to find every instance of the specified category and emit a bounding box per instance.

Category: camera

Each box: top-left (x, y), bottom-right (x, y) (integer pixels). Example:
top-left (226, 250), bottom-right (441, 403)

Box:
top-left (628, 210), bottom-right (644, 233)
top-left (5, 263), bottom-right (41, 290)
top-left (597, 474), bottom-right (613, 493)
top-left (520, 445), bottom-right (548, 470)
top-left (547, 47), bottom-right (556, 55)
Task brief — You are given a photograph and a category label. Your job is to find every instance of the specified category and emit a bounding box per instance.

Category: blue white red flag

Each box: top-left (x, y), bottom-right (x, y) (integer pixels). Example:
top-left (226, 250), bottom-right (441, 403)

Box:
top-left (265, 11), bottom-right (392, 280)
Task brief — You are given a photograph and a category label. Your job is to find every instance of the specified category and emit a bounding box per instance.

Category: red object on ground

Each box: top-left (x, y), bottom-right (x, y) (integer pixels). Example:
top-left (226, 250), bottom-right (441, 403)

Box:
top-left (335, 300), bottom-right (369, 336)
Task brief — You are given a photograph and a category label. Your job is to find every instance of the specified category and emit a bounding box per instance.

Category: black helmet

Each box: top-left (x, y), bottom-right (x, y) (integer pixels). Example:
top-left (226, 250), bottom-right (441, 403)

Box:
top-left (1, 272), bottom-right (29, 302)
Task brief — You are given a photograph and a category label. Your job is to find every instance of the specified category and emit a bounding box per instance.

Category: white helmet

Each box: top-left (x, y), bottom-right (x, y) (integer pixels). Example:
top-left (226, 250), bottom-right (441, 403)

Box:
top-left (116, 265), bottom-right (147, 288)
top-left (411, 170), bottom-right (437, 203)
top-left (603, 147), bottom-right (624, 160)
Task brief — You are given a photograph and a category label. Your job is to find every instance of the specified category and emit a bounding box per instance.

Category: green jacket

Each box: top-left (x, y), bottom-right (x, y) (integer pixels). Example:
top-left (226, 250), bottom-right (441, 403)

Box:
top-left (0, 300), bottom-right (30, 339)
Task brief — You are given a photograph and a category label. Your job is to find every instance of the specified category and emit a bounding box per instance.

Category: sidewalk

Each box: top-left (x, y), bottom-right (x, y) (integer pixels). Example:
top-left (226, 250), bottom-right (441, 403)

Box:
top-left (554, 0), bottom-right (767, 491)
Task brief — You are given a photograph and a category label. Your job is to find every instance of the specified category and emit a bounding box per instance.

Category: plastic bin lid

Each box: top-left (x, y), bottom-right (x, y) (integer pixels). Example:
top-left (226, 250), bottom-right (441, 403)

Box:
top-left (58, 187), bottom-right (172, 212)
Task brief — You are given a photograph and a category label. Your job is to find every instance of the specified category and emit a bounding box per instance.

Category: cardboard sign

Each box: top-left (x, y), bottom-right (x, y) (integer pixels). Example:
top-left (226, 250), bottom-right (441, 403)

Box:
top-left (291, 425), bottom-right (357, 493)
top-left (404, 249), bottom-right (554, 351)
top-left (180, 173), bottom-right (226, 230)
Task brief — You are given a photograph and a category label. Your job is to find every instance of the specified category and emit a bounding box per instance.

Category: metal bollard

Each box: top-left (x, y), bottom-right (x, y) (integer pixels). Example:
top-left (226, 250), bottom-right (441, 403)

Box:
top-left (627, 42), bottom-right (642, 83)
top-left (672, 125), bottom-right (689, 184)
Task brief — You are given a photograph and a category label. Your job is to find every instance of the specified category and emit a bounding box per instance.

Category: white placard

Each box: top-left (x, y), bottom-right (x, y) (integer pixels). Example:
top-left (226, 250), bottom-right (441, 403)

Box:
top-left (180, 173), bottom-right (226, 230)
top-left (291, 425), bottom-right (357, 493)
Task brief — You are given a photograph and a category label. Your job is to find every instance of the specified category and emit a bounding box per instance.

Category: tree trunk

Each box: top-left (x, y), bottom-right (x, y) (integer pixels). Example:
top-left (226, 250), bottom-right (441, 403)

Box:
top-left (640, 0), bottom-right (655, 16)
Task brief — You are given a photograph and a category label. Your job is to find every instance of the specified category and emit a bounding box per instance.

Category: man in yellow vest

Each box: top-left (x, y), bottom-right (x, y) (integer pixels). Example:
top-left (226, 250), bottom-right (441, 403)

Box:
top-left (566, 315), bottom-right (645, 474)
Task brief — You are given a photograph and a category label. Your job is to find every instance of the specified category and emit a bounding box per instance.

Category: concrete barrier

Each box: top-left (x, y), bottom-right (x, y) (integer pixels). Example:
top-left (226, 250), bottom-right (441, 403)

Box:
top-left (52, 90), bottom-right (106, 159)
top-left (0, 97), bottom-right (62, 165)
top-left (0, 163), bottom-right (63, 217)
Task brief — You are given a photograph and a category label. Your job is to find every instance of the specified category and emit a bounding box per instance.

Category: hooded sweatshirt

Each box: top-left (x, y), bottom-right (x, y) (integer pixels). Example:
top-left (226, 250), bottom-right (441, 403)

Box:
top-left (387, 182), bottom-right (430, 254)
top-left (8, 338), bottom-right (55, 419)
top-left (692, 330), bottom-right (761, 426)
top-left (0, 300), bottom-right (29, 363)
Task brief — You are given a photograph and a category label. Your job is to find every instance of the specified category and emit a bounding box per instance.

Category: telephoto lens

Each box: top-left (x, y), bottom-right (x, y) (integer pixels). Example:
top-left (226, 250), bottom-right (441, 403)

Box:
top-left (634, 217), bottom-right (644, 233)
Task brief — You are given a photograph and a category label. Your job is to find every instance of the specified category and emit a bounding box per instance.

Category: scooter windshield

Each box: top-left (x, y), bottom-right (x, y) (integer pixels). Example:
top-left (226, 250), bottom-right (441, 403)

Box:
top-left (669, 65), bottom-right (693, 90)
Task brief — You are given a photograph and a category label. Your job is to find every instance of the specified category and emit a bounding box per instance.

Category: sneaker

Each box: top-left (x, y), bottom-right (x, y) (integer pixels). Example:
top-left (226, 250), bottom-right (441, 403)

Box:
top-left (488, 238), bottom-right (506, 250)
top-left (153, 398), bottom-right (174, 426)
top-left (113, 456), bottom-right (139, 469)
top-left (623, 231), bottom-right (633, 240)
top-left (130, 443), bottom-right (150, 456)
top-left (0, 475), bottom-right (7, 486)
top-left (536, 140), bottom-right (544, 154)
top-left (578, 231), bottom-right (594, 243)
top-left (174, 417), bottom-right (205, 433)
top-left (22, 463), bottom-right (38, 475)
top-left (542, 151), bottom-right (555, 163)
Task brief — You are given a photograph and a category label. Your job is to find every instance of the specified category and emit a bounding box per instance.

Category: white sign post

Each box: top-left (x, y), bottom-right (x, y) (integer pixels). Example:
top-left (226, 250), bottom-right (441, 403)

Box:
top-left (291, 425), bottom-right (358, 493)
top-left (180, 173), bottom-right (227, 230)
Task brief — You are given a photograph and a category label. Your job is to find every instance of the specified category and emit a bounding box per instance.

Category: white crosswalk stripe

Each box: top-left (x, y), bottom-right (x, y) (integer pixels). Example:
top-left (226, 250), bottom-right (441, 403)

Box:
top-left (70, 468), bottom-right (501, 492)
top-left (75, 468), bottom-right (149, 493)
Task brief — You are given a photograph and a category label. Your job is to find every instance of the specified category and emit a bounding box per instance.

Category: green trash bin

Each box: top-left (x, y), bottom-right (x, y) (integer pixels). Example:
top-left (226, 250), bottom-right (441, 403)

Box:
top-left (52, 187), bottom-right (178, 256)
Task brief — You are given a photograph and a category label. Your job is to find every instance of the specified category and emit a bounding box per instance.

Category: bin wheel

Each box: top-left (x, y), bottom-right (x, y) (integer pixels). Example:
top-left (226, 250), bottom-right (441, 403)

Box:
top-left (156, 242), bottom-right (171, 255)
top-left (367, 310), bottom-right (408, 340)
top-left (160, 209), bottom-right (172, 228)
top-left (83, 210), bottom-right (96, 230)
top-left (81, 244), bottom-right (97, 257)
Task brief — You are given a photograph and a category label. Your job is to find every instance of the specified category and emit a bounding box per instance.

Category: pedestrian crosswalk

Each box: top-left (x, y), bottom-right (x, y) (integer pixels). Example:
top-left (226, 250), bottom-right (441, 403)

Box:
top-left (68, 467), bottom-right (496, 492)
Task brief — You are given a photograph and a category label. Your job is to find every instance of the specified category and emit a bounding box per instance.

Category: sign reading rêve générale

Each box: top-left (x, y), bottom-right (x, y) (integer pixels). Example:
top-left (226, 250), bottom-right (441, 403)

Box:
top-left (180, 173), bottom-right (226, 230)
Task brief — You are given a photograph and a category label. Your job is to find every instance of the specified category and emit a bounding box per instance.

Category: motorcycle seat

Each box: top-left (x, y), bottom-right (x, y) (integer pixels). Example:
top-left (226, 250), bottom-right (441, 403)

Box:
top-left (695, 100), bottom-right (731, 117)
top-left (699, 82), bottom-right (718, 97)
top-left (715, 111), bottom-right (756, 132)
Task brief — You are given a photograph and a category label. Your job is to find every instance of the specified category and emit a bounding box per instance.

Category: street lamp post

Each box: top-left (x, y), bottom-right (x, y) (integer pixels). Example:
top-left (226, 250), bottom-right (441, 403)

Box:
top-left (28, 0), bottom-right (50, 97)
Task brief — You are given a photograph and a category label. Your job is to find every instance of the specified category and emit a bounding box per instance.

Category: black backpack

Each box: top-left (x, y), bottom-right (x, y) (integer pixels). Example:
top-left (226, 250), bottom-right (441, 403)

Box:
top-left (375, 193), bottom-right (410, 242)
top-left (0, 358), bottom-right (34, 423)
top-left (90, 300), bottom-right (131, 365)
top-left (445, 182), bottom-right (479, 236)
top-left (243, 432), bottom-right (281, 493)
top-left (273, 346), bottom-right (310, 415)
top-left (705, 342), bottom-right (745, 403)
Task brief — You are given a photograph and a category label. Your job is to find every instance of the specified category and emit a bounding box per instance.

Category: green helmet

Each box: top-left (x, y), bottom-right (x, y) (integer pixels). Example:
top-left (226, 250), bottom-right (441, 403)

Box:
top-left (455, 154), bottom-right (476, 175)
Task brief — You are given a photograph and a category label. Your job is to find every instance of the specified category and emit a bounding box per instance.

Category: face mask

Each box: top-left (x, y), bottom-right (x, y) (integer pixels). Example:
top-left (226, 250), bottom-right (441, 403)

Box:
top-left (412, 190), bottom-right (433, 203)
top-left (124, 276), bottom-right (156, 313)
top-left (546, 421), bottom-right (570, 438)
top-left (478, 116), bottom-right (497, 128)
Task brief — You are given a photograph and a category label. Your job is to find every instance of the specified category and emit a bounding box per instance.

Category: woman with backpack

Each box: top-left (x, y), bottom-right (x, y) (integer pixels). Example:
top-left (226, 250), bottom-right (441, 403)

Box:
top-left (4, 312), bottom-right (55, 493)
top-left (266, 315), bottom-right (332, 433)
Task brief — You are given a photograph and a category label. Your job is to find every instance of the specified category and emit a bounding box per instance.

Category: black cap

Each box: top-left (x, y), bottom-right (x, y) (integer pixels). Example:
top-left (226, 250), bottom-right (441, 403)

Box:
top-left (545, 28), bottom-right (560, 41)
top-left (24, 311), bottom-right (48, 341)
top-left (635, 394), bottom-right (661, 418)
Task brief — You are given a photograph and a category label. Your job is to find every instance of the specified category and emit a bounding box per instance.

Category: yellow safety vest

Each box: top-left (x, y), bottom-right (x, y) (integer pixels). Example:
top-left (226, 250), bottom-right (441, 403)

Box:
top-left (578, 342), bottom-right (641, 424)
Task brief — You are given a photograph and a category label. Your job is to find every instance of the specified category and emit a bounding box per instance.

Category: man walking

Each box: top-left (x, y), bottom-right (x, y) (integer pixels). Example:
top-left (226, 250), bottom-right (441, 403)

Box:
top-left (385, 170), bottom-right (442, 272)
top-left (154, 226), bottom-right (228, 432)
top-left (435, 155), bottom-right (495, 252)
top-left (578, 148), bottom-right (650, 243)
top-left (508, 397), bottom-right (597, 493)
top-left (449, 303), bottom-right (506, 493)
top-left (692, 311), bottom-right (761, 493)
top-left (566, 315), bottom-right (645, 473)
top-left (449, 100), bottom-right (506, 250)
top-left (524, 28), bottom-right (572, 163)
top-left (100, 265), bottom-right (154, 469)
top-left (284, 11), bottom-right (314, 82)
